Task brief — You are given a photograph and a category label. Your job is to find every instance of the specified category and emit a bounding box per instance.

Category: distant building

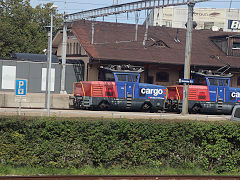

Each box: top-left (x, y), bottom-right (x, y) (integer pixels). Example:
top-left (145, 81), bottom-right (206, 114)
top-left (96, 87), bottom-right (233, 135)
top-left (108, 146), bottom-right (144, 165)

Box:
top-left (0, 53), bottom-right (83, 94)
top-left (148, 7), bottom-right (240, 32)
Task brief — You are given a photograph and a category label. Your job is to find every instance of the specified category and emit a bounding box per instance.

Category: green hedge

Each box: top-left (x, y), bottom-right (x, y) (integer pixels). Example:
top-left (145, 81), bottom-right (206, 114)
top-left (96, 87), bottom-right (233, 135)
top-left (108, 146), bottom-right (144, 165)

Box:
top-left (0, 116), bottom-right (240, 173)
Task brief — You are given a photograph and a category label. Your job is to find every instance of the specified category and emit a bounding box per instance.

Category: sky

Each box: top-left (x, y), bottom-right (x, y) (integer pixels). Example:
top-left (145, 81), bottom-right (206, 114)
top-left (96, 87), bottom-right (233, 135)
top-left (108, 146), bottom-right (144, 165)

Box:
top-left (30, 0), bottom-right (240, 23)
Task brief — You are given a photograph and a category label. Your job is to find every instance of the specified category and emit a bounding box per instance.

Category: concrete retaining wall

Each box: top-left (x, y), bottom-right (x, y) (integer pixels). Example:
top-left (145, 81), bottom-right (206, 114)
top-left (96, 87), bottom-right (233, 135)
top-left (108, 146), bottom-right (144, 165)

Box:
top-left (0, 92), bottom-right (70, 109)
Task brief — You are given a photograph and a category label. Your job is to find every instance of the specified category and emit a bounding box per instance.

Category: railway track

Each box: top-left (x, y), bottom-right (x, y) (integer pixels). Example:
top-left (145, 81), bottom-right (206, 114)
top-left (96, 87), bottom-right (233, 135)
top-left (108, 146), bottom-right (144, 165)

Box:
top-left (0, 175), bottom-right (239, 180)
top-left (0, 108), bottom-right (231, 121)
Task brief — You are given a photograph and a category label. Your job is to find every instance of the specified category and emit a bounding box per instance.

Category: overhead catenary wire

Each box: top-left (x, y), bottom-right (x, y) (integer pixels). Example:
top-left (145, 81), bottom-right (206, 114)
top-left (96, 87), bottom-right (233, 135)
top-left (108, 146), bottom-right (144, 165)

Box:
top-left (35, 0), bottom-right (240, 12)
top-left (35, 0), bottom-right (240, 21)
top-left (60, 0), bottom-right (240, 60)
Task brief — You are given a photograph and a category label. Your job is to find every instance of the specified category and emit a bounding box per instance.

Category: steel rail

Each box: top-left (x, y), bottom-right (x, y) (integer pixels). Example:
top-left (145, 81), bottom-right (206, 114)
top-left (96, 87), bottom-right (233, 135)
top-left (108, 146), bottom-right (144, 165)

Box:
top-left (0, 175), bottom-right (240, 180)
top-left (65, 0), bottom-right (209, 22)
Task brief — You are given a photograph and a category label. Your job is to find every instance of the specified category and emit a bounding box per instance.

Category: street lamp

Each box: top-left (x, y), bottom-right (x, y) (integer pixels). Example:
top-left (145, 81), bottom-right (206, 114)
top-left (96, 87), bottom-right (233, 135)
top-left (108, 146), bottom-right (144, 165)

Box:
top-left (46, 4), bottom-right (58, 116)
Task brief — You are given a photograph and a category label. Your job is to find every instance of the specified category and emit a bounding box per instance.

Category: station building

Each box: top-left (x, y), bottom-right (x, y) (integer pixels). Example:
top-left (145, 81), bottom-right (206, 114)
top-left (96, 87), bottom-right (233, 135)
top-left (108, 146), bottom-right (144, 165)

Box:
top-left (1, 19), bottom-right (240, 109)
top-left (148, 7), bottom-right (240, 32)
top-left (53, 20), bottom-right (240, 88)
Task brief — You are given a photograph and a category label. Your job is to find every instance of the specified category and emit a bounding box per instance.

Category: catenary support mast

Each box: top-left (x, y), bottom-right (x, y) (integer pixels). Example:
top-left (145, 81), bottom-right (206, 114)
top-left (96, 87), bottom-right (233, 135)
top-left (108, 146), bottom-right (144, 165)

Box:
top-left (182, 0), bottom-right (195, 115)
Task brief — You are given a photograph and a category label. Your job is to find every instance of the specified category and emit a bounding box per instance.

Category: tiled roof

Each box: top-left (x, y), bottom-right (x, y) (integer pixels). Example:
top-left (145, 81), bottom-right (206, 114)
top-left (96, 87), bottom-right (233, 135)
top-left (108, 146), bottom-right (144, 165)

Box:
top-left (71, 20), bottom-right (240, 68)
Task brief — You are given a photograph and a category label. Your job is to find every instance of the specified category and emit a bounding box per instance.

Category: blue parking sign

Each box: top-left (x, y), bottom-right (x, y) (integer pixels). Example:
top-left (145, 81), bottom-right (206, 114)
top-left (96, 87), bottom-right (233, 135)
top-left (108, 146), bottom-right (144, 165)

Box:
top-left (16, 79), bottom-right (27, 96)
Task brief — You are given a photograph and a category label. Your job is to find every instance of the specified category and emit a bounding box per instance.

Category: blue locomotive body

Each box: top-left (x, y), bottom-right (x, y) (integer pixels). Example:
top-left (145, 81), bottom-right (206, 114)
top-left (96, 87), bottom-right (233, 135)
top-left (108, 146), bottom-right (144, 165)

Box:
top-left (72, 65), bottom-right (166, 112)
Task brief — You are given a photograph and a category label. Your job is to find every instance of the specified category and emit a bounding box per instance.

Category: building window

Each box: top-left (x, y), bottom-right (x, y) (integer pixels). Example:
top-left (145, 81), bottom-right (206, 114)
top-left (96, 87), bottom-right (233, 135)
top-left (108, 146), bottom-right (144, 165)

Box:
top-left (2, 66), bottom-right (16, 89)
top-left (233, 42), bottom-right (240, 49)
top-left (72, 43), bottom-right (75, 54)
top-left (67, 44), bottom-right (69, 54)
top-left (237, 77), bottom-right (240, 86)
top-left (204, 22), bottom-right (214, 29)
top-left (153, 40), bottom-right (169, 48)
top-left (156, 72), bottom-right (169, 82)
top-left (76, 43), bottom-right (79, 54)
top-left (165, 21), bottom-right (172, 27)
top-left (69, 43), bottom-right (72, 54)
top-left (105, 73), bottom-right (115, 81)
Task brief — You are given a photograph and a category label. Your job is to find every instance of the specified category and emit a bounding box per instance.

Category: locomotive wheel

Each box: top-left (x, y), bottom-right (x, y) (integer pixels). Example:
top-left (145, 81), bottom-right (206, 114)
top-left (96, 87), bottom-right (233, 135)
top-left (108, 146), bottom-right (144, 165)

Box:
top-left (191, 104), bottom-right (201, 114)
top-left (98, 101), bottom-right (110, 111)
top-left (141, 103), bottom-right (152, 112)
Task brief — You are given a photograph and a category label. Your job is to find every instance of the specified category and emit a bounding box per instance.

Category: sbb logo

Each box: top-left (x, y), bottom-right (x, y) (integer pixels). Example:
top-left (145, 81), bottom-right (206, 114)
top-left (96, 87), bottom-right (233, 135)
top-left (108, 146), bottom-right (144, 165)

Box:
top-left (229, 20), bottom-right (240, 30)
top-left (140, 88), bottom-right (163, 96)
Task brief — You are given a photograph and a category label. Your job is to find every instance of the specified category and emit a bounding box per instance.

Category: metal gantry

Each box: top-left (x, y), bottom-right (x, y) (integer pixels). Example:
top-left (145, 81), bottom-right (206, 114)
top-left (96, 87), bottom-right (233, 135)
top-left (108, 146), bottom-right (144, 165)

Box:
top-left (64, 0), bottom-right (209, 22)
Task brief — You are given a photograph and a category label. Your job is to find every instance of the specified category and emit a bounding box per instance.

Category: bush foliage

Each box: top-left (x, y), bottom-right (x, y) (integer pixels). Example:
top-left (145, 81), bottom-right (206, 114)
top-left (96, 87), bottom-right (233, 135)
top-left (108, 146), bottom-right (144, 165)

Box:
top-left (0, 116), bottom-right (240, 173)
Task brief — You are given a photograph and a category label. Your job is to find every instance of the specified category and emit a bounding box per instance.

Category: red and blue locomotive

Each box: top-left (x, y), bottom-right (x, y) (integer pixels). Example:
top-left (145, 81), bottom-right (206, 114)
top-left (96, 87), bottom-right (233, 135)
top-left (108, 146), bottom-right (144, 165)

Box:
top-left (72, 65), bottom-right (167, 112)
top-left (71, 64), bottom-right (240, 114)
top-left (166, 69), bottom-right (240, 114)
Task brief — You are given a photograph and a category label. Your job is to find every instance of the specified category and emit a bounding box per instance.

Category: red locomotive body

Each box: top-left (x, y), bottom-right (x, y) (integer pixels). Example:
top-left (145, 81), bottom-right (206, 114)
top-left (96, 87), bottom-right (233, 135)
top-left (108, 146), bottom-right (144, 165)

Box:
top-left (166, 85), bottom-right (210, 113)
top-left (167, 85), bottom-right (210, 102)
top-left (74, 81), bottom-right (118, 98)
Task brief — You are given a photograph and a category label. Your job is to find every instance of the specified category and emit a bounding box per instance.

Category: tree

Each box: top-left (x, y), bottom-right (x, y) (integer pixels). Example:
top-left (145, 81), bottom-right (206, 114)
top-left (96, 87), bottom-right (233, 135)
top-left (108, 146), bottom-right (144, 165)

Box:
top-left (0, 0), bottom-right (62, 58)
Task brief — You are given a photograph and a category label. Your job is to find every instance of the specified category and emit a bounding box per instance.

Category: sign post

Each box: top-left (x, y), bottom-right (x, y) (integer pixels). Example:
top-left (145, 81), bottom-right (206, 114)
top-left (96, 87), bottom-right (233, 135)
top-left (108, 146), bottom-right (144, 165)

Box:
top-left (228, 20), bottom-right (240, 30)
top-left (179, 79), bottom-right (194, 84)
top-left (15, 79), bottom-right (27, 116)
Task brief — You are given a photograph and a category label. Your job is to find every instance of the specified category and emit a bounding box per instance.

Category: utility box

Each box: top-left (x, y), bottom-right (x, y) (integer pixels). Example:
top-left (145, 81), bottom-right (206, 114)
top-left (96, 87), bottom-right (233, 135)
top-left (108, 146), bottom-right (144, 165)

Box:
top-left (231, 105), bottom-right (240, 121)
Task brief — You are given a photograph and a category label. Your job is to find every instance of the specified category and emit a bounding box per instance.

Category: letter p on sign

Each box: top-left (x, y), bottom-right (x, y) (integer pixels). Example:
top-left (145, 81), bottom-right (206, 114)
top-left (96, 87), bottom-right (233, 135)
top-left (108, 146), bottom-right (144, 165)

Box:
top-left (16, 79), bottom-right (27, 96)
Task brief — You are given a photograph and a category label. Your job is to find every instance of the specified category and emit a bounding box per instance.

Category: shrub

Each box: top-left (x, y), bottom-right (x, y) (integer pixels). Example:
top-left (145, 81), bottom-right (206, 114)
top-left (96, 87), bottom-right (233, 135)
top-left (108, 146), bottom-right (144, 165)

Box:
top-left (0, 116), bottom-right (240, 173)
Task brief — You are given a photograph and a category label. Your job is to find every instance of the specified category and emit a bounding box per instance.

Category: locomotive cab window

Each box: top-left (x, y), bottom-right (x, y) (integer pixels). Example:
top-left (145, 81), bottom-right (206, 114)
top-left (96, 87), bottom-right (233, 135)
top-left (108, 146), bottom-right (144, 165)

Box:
top-left (128, 75), bottom-right (139, 82)
top-left (219, 80), bottom-right (224, 86)
top-left (116, 74), bottom-right (127, 81)
top-left (223, 79), bottom-right (229, 86)
top-left (219, 79), bottom-right (229, 86)
top-left (208, 78), bottom-right (218, 86)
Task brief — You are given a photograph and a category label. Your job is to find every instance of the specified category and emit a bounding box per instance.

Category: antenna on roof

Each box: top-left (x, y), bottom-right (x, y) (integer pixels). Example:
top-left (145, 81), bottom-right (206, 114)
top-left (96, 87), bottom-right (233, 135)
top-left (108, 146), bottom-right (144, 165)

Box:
top-left (113, 0), bottom-right (118, 5)
top-left (135, 11), bottom-right (139, 41)
top-left (64, 0), bottom-right (66, 14)
top-left (229, 0), bottom-right (232, 12)
top-left (113, 0), bottom-right (118, 23)
top-left (91, 22), bottom-right (95, 44)
top-left (174, 29), bottom-right (180, 43)
top-left (143, 11), bottom-right (150, 46)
